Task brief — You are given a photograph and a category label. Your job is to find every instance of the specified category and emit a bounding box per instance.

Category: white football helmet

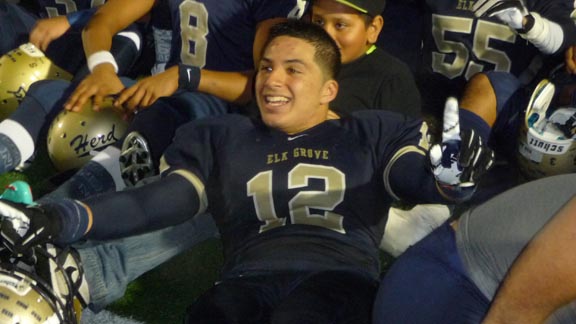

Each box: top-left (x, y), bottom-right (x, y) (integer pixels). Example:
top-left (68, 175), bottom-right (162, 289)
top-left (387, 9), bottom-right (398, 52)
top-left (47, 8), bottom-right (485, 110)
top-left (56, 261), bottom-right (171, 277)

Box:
top-left (517, 79), bottom-right (576, 180)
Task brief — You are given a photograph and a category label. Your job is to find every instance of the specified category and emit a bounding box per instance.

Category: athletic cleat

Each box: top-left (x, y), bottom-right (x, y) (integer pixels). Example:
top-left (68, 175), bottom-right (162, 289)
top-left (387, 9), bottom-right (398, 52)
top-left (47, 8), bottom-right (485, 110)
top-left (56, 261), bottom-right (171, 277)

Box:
top-left (119, 131), bottom-right (155, 187)
top-left (525, 79), bottom-right (556, 132)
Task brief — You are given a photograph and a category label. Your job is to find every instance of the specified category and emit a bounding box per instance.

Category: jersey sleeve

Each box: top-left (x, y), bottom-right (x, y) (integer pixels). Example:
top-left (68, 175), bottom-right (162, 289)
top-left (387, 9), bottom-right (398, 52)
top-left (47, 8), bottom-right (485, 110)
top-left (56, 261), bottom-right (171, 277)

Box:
top-left (360, 111), bottom-right (455, 204)
top-left (161, 120), bottom-right (215, 179)
top-left (528, 0), bottom-right (576, 52)
top-left (249, 0), bottom-right (308, 21)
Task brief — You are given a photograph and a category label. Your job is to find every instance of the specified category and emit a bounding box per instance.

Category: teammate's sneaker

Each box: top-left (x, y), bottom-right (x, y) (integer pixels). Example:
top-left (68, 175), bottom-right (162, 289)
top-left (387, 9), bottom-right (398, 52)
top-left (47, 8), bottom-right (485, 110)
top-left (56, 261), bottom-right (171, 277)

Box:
top-left (380, 204), bottom-right (451, 257)
top-left (119, 131), bottom-right (155, 187)
top-left (525, 79), bottom-right (556, 132)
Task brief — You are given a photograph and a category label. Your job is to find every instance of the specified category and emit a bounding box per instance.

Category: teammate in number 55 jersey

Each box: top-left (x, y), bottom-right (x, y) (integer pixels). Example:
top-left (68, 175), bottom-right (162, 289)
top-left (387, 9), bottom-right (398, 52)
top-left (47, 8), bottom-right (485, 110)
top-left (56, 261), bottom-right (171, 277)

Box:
top-left (402, 0), bottom-right (576, 119)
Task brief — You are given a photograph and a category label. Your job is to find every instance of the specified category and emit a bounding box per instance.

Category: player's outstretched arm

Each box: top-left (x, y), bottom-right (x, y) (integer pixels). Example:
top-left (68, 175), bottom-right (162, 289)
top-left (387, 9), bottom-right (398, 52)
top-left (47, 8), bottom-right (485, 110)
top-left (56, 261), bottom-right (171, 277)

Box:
top-left (482, 195), bottom-right (576, 324)
top-left (64, 0), bottom-right (155, 112)
top-left (0, 173), bottom-right (202, 256)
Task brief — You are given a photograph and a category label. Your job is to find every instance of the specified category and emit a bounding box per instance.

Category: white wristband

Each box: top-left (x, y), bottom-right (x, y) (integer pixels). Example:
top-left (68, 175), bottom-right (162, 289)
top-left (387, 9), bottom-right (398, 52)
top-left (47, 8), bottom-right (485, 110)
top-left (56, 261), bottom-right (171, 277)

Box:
top-left (87, 51), bottom-right (119, 73)
top-left (520, 12), bottom-right (563, 55)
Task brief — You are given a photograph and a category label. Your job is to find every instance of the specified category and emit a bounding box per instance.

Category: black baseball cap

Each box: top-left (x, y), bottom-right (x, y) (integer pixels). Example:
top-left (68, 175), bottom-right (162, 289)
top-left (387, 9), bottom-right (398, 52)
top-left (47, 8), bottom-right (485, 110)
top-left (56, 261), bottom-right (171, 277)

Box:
top-left (334, 0), bottom-right (386, 17)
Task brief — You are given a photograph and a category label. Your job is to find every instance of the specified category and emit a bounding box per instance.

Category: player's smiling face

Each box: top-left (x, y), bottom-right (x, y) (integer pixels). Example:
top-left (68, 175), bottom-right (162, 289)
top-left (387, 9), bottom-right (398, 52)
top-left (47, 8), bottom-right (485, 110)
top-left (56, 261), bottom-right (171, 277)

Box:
top-left (256, 35), bottom-right (337, 134)
top-left (311, 0), bottom-right (380, 64)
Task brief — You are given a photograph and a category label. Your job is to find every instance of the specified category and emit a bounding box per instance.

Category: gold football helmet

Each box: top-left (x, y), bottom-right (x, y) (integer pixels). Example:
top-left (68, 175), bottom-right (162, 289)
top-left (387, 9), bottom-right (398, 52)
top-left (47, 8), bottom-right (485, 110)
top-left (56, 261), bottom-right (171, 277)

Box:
top-left (47, 97), bottom-right (129, 172)
top-left (0, 266), bottom-right (63, 323)
top-left (0, 43), bottom-right (73, 120)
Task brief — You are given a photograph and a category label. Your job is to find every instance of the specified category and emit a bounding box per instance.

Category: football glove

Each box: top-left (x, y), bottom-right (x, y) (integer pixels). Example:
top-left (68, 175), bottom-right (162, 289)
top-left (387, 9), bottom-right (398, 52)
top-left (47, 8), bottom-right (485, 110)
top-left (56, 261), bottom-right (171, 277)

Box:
top-left (429, 98), bottom-right (495, 194)
top-left (472, 0), bottom-right (528, 30)
top-left (0, 200), bottom-right (62, 258)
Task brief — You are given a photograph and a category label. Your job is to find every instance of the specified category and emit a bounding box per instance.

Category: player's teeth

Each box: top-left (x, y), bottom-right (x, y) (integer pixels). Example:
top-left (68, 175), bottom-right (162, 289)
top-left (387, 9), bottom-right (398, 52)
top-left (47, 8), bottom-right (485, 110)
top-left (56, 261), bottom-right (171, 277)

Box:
top-left (267, 96), bottom-right (288, 103)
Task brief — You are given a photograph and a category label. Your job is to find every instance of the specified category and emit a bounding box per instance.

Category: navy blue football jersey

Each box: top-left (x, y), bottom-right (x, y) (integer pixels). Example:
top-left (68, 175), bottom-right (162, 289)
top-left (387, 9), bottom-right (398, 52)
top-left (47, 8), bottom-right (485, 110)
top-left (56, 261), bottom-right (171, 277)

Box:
top-left (415, 0), bottom-right (576, 116)
top-left (166, 0), bottom-right (307, 70)
top-left (161, 111), bottom-right (435, 280)
top-left (37, 0), bottom-right (104, 17)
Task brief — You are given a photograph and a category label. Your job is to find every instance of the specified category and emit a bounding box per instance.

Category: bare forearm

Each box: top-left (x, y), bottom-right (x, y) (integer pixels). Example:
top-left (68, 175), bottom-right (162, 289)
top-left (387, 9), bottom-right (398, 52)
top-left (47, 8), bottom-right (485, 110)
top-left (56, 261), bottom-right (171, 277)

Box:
top-left (82, 0), bottom-right (154, 57)
top-left (483, 196), bottom-right (576, 324)
top-left (198, 70), bottom-right (254, 105)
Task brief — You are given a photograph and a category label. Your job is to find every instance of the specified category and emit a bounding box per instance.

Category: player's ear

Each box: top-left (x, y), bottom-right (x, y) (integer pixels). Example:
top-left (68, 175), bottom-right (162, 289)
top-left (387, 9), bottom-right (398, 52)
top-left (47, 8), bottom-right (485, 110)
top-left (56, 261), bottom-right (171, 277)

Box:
top-left (367, 15), bottom-right (384, 44)
top-left (320, 79), bottom-right (338, 105)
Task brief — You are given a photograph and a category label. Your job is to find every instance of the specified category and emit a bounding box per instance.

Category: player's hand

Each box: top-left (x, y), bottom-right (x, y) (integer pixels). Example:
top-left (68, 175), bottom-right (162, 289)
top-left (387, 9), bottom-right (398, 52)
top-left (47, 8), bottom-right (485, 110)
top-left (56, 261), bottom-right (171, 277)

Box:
top-left (566, 46), bottom-right (576, 75)
top-left (29, 16), bottom-right (71, 52)
top-left (114, 66), bottom-right (179, 112)
top-left (0, 200), bottom-right (62, 258)
top-left (472, 0), bottom-right (528, 30)
top-left (64, 64), bottom-right (125, 112)
top-left (429, 97), bottom-right (494, 189)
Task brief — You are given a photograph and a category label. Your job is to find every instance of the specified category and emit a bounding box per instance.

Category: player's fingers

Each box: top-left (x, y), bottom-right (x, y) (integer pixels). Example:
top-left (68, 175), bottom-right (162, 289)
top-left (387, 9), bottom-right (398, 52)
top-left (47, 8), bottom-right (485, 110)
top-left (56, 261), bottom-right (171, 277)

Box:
top-left (125, 88), bottom-right (146, 111)
top-left (429, 144), bottom-right (443, 167)
top-left (29, 32), bottom-right (41, 49)
top-left (67, 90), bottom-right (89, 111)
top-left (39, 37), bottom-right (51, 52)
top-left (68, 86), bottom-right (96, 112)
top-left (115, 85), bottom-right (137, 107)
top-left (457, 130), bottom-right (478, 168)
top-left (141, 91), bottom-right (157, 108)
top-left (442, 97), bottom-right (460, 143)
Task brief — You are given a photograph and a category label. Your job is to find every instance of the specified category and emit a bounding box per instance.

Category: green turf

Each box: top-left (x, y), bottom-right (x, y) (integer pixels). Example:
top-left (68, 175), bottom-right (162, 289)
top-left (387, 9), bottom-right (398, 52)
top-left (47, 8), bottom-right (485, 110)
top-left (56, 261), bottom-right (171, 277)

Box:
top-left (108, 239), bottom-right (224, 323)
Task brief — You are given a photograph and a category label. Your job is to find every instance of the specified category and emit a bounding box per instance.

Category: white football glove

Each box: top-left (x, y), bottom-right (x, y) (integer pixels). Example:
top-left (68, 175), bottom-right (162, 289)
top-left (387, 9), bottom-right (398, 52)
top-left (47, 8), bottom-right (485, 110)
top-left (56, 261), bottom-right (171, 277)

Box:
top-left (472, 0), bottom-right (528, 30)
top-left (429, 98), bottom-right (494, 194)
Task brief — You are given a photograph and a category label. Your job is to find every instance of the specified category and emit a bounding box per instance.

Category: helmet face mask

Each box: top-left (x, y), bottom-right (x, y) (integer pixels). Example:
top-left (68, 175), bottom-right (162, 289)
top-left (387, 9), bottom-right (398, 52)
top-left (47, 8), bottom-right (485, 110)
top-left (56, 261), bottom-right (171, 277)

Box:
top-left (0, 43), bottom-right (72, 121)
top-left (0, 248), bottom-right (79, 324)
top-left (47, 98), bottom-right (129, 172)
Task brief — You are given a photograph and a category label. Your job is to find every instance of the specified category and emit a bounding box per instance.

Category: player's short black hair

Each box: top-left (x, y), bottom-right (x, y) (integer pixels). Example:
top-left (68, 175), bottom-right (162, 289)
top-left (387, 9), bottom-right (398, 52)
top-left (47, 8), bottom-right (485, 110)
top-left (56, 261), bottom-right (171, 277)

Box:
top-left (265, 19), bottom-right (341, 80)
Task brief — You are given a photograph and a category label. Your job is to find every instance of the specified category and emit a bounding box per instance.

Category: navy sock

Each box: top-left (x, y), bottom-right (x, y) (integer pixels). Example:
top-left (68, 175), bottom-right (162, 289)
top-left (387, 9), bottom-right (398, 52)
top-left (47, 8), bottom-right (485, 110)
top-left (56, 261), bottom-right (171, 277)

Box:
top-left (459, 109), bottom-right (491, 143)
top-left (0, 133), bottom-right (21, 173)
top-left (51, 199), bottom-right (91, 244)
top-left (39, 161), bottom-right (116, 203)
